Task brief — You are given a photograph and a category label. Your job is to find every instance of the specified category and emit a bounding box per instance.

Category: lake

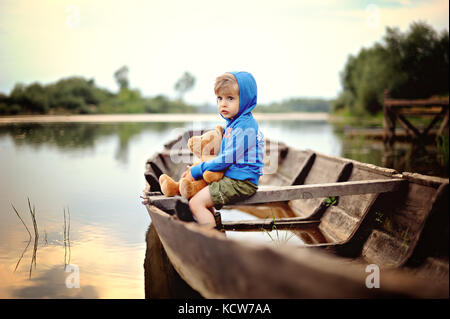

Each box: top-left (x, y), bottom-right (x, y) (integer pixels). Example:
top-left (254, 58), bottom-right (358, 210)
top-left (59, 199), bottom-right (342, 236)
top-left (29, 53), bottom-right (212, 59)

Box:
top-left (0, 115), bottom-right (445, 298)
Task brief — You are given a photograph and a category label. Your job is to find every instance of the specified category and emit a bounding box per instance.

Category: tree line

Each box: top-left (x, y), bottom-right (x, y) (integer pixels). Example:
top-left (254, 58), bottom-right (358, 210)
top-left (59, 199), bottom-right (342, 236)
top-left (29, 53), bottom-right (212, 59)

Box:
top-left (333, 21), bottom-right (449, 116)
top-left (257, 98), bottom-right (330, 113)
top-left (0, 70), bottom-right (197, 115)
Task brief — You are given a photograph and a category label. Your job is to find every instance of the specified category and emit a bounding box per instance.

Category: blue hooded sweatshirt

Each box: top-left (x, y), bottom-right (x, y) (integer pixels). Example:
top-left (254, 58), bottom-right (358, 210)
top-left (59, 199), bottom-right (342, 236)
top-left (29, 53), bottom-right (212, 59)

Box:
top-left (190, 71), bottom-right (265, 185)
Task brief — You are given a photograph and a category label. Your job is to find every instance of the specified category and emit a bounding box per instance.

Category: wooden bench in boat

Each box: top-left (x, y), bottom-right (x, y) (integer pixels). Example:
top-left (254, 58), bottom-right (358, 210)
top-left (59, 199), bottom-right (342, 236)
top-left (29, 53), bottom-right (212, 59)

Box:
top-left (146, 177), bottom-right (408, 244)
top-left (146, 179), bottom-right (406, 209)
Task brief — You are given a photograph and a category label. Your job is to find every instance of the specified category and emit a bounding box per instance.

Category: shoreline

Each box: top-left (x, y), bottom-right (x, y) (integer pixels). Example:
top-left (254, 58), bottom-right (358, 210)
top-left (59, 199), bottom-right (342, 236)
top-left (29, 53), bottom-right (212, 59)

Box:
top-left (0, 112), bottom-right (329, 124)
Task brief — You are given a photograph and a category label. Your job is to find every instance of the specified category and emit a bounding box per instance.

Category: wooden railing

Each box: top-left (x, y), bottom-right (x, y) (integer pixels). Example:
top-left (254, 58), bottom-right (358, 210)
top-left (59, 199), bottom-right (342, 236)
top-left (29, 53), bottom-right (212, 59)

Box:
top-left (383, 90), bottom-right (449, 147)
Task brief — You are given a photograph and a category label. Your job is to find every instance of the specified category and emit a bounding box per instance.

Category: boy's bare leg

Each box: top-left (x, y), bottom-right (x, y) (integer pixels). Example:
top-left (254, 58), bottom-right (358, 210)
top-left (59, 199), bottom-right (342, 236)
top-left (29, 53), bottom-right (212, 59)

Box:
top-left (189, 186), bottom-right (215, 225)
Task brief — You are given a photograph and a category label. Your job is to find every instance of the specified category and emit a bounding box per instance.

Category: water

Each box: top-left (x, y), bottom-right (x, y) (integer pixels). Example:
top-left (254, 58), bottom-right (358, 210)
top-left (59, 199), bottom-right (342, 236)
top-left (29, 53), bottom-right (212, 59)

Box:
top-left (0, 118), bottom-right (445, 298)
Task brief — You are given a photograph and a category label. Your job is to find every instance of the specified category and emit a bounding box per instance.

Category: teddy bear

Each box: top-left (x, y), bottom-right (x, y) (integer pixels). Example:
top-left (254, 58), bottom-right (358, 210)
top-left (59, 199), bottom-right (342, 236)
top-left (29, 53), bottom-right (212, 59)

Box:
top-left (159, 125), bottom-right (225, 199)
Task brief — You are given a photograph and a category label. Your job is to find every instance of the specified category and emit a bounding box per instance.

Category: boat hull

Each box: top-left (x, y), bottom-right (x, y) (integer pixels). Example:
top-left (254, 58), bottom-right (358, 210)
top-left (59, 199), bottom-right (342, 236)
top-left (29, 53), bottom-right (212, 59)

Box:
top-left (146, 204), bottom-right (448, 298)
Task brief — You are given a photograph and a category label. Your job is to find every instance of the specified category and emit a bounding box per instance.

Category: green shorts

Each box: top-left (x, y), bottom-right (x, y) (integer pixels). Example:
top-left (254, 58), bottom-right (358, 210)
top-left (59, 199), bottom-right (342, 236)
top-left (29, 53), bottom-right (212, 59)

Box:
top-left (209, 176), bottom-right (258, 210)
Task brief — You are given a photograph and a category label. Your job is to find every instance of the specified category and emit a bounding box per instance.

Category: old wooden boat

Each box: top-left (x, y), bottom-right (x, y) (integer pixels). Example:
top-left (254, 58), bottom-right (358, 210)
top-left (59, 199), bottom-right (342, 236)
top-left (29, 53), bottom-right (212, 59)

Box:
top-left (142, 129), bottom-right (449, 298)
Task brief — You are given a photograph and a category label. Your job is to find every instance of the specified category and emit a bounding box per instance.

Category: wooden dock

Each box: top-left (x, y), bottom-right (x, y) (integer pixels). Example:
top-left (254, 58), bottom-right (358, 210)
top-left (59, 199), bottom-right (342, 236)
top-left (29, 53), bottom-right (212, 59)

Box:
top-left (383, 91), bottom-right (449, 148)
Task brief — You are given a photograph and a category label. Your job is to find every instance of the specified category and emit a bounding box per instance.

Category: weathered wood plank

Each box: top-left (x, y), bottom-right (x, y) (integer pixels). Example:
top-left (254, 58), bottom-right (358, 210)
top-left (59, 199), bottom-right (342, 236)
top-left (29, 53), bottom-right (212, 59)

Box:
top-left (399, 110), bottom-right (445, 116)
top-left (146, 179), bottom-right (406, 210)
top-left (362, 180), bottom-right (448, 268)
top-left (290, 151), bottom-right (316, 186)
top-left (385, 98), bottom-right (449, 107)
top-left (146, 204), bottom-right (449, 298)
top-left (396, 114), bottom-right (422, 138)
top-left (288, 158), bottom-right (352, 220)
top-left (146, 195), bottom-right (186, 211)
top-left (421, 109), bottom-right (446, 136)
top-left (238, 179), bottom-right (406, 205)
top-left (437, 108), bottom-right (449, 138)
top-left (222, 218), bottom-right (320, 231)
top-left (383, 103), bottom-right (396, 147)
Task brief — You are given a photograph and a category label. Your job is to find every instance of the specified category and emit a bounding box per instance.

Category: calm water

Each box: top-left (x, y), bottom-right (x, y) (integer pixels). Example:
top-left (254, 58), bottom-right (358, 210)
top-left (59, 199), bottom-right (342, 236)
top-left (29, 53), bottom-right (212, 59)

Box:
top-left (0, 118), bottom-right (445, 298)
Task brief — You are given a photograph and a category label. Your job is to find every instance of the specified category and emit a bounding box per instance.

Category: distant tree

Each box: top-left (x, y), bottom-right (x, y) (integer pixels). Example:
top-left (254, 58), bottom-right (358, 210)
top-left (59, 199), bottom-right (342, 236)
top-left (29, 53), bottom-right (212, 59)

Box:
top-left (334, 21), bottom-right (449, 116)
top-left (114, 66), bottom-right (129, 91)
top-left (174, 71), bottom-right (196, 101)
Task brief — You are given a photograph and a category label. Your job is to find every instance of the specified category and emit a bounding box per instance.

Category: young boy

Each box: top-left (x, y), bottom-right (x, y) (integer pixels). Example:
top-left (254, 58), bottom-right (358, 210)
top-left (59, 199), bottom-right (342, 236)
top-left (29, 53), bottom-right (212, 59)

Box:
top-left (184, 71), bottom-right (265, 225)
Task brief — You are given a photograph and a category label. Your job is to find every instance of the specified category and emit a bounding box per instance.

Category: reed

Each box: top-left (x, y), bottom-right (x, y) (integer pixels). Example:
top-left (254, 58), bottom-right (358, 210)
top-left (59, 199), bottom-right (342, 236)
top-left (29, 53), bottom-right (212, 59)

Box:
top-left (11, 198), bottom-right (42, 278)
top-left (11, 203), bottom-right (32, 272)
top-left (11, 199), bottom-right (73, 277)
top-left (63, 207), bottom-right (71, 269)
top-left (27, 198), bottom-right (39, 277)
top-left (261, 215), bottom-right (295, 246)
top-left (11, 203), bottom-right (32, 241)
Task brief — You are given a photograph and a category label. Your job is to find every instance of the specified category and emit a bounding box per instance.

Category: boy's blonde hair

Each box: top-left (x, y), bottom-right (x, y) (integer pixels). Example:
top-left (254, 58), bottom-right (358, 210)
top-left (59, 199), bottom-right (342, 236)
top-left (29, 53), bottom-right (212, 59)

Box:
top-left (214, 73), bottom-right (239, 95)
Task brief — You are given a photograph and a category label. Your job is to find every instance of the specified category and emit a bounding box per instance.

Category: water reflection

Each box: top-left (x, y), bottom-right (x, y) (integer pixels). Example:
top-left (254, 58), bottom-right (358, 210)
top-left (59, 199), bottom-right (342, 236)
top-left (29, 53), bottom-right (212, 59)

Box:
top-left (1, 120), bottom-right (446, 177)
top-left (10, 266), bottom-right (99, 298)
top-left (338, 131), bottom-right (447, 177)
top-left (0, 122), bottom-right (183, 164)
top-left (0, 219), bottom-right (146, 298)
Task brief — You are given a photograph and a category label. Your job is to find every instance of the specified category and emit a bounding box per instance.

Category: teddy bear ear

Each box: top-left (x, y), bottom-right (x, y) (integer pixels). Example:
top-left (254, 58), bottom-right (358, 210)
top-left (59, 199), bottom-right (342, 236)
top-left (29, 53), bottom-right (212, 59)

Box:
top-left (216, 125), bottom-right (223, 136)
top-left (187, 137), bottom-right (194, 151)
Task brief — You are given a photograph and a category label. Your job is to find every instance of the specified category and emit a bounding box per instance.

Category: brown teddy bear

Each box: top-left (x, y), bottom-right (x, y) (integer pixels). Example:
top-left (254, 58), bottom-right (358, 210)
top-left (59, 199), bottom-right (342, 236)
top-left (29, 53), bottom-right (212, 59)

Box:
top-left (159, 126), bottom-right (225, 199)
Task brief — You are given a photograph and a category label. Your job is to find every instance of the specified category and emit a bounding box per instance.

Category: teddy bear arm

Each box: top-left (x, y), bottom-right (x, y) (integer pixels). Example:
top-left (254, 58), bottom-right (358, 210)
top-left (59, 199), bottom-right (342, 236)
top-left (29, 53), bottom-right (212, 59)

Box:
top-left (203, 170), bottom-right (225, 184)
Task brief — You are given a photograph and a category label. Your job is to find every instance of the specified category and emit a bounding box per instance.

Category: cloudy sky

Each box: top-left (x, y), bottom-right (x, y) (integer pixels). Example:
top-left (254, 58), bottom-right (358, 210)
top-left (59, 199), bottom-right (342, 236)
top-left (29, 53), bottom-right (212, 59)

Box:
top-left (0, 0), bottom-right (448, 105)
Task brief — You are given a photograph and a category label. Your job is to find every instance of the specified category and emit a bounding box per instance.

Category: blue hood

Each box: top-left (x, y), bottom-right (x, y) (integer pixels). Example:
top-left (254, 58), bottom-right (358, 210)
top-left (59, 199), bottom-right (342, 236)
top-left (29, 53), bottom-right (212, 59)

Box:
top-left (222, 71), bottom-right (257, 122)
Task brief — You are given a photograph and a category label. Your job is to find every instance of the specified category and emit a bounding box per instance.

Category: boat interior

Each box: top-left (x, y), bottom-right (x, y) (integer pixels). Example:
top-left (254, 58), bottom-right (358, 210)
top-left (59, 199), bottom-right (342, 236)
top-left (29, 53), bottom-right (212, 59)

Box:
top-left (143, 129), bottom-right (449, 277)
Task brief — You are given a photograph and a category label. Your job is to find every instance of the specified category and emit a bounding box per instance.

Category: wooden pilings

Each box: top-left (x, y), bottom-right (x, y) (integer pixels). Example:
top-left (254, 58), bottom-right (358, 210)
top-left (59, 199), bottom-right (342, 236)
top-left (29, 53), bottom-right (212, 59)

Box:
top-left (383, 91), bottom-right (449, 149)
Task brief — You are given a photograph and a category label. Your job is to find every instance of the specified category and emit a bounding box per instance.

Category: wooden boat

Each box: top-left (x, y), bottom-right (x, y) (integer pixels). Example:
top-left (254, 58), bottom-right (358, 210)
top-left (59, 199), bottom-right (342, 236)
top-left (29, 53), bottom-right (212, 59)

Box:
top-left (142, 129), bottom-right (449, 298)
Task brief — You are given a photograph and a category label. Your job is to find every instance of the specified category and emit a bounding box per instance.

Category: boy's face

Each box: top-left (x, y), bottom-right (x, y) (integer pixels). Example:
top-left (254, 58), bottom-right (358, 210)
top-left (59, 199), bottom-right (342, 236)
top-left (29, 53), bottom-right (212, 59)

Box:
top-left (216, 87), bottom-right (239, 119)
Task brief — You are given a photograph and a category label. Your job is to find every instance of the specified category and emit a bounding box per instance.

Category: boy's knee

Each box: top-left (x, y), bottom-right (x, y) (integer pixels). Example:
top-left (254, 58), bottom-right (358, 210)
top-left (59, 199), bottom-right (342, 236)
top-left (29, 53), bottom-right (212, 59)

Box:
top-left (188, 198), bottom-right (195, 210)
top-left (189, 197), bottom-right (199, 212)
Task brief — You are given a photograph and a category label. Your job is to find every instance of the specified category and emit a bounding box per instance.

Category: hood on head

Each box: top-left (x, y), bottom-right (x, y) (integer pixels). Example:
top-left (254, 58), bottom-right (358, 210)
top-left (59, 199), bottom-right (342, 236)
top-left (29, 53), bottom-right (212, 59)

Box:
top-left (222, 71), bottom-right (257, 121)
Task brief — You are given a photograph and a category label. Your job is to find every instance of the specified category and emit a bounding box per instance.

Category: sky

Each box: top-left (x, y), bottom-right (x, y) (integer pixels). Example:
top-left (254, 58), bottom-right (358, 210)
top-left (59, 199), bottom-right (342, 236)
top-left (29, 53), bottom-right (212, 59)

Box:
top-left (0, 0), bottom-right (448, 105)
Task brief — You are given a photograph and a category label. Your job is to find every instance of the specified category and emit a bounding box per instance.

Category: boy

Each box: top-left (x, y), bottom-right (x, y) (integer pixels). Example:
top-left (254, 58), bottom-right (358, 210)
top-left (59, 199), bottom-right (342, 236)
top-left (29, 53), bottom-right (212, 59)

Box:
top-left (184, 71), bottom-right (265, 225)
